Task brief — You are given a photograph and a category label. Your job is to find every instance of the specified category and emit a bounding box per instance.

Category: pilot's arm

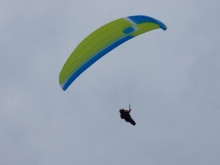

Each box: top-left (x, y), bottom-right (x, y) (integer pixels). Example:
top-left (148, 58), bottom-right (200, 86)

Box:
top-left (124, 109), bottom-right (131, 113)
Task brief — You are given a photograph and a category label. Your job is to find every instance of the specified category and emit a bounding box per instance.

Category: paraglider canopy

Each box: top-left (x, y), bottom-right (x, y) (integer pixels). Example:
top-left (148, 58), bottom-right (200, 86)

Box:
top-left (59, 15), bottom-right (167, 91)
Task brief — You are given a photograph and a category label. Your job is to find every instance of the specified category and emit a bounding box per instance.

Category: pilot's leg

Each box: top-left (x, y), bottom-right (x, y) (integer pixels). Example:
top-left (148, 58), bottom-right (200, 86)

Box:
top-left (129, 118), bottom-right (136, 125)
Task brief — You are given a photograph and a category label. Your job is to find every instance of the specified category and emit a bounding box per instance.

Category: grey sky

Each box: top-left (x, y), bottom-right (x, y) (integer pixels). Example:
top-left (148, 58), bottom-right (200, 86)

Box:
top-left (1, 0), bottom-right (220, 165)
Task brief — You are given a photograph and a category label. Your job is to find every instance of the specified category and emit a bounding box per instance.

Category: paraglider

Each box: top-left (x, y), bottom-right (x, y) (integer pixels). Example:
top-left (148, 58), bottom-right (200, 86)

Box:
top-left (119, 106), bottom-right (136, 126)
top-left (59, 15), bottom-right (167, 125)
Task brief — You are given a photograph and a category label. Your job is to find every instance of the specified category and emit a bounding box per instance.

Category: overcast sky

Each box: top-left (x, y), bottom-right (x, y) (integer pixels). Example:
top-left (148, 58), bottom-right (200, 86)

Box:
top-left (1, 0), bottom-right (220, 165)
